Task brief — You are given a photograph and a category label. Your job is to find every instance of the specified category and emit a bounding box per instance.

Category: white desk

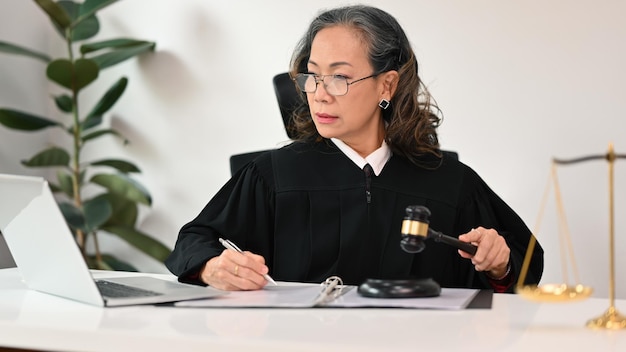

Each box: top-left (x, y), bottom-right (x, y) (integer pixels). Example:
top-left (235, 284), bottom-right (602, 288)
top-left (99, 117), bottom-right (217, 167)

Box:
top-left (0, 267), bottom-right (624, 352)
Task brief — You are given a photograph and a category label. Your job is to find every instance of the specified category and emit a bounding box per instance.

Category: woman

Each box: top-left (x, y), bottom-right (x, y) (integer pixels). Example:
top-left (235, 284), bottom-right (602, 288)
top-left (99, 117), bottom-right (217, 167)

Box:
top-left (165, 5), bottom-right (544, 293)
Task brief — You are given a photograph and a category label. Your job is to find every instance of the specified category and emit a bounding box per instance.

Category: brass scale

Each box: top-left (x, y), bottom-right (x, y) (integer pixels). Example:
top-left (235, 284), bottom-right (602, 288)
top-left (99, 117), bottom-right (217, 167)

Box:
top-left (516, 143), bottom-right (625, 329)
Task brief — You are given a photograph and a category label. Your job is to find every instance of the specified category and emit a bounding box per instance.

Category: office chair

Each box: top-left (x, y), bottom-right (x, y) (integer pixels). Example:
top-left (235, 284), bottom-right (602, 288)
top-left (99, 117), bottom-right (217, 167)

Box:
top-left (272, 72), bottom-right (305, 140)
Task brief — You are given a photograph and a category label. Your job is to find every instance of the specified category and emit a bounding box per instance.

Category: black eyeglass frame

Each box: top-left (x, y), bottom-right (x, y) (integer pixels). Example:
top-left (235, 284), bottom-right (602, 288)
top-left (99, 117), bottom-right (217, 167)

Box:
top-left (292, 73), bottom-right (378, 96)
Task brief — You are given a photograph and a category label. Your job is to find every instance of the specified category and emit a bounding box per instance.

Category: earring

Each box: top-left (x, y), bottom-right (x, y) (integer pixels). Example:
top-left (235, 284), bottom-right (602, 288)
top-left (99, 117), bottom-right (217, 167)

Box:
top-left (378, 99), bottom-right (390, 110)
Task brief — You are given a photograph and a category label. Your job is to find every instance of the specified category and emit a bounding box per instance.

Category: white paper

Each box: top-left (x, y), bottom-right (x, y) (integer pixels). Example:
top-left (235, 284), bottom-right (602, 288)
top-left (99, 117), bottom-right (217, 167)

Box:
top-left (175, 282), bottom-right (479, 310)
top-left (325, 287), bottom-right (479, 310)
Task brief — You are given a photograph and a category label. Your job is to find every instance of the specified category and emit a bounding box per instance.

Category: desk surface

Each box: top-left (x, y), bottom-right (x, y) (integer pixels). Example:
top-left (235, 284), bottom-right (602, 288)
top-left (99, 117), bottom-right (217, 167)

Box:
top-left (0, 267), bottom-right (624, 352)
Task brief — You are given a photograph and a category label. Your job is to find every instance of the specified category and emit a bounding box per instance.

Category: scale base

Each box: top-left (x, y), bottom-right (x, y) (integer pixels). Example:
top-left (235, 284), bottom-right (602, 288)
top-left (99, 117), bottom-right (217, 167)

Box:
top-left (357, 278), bottom-right (441, 298)
top-left (587, 307), bottom-right (626, 330)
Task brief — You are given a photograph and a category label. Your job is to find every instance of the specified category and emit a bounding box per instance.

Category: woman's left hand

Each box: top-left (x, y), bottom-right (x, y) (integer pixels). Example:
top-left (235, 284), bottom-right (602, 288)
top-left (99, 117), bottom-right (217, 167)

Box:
top-left (458, 226), bottom-right (510, 278)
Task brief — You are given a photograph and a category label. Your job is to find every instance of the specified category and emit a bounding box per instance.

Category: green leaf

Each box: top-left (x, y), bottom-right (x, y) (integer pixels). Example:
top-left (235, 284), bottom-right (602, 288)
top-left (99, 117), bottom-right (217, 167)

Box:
top-left (102, 193), bottom-right (138, 227)
top-left (71, 15), bottom-right (99, 42)
top-left (57, 1), bottom-right (79, 20)
top-left (81, 38), bottom-right (150, 55)
top-left (0, 41), bottom-right (51, 63)
top-left (90, 159), bottom-right (141, 173)
top-left (58, 196), bottom-right (112, 234)
top-left (54, 94), bottom-right (74, 113)
top-left (83, 195), bottom-right (112, 233)
top-left (74, 0), bottom-right (119, 28)
top-left (0, 108), bottom-right (63, 131)
top-left (21, 147), bottom-right (70, 168)
top-left (34, 0), bottom-right (72, 31)
top-left (85, 77), bottom-right (127, 119)
top-left (102, 225), bottom-right (171, 262)
top-left (73, 58), bottom-right (100, 89)
top-left (56, 170), bottom-right (75, 198)
top-left (89, 42), bottom-right (156, 70)
top-left (90, 173), bottom-right (152, 205)
top-left (59, 201), bottom-right (84, 230)
top-left (79, 0), bottom-right (119, 17)
top-left (47, 58), bottom-right (99, 91)
top-left (81, 128), bottom-right (127, 144)
top-left (80, 114), bottom-right (102, 131)
top-left (54, 0), bottom-right (99, 41)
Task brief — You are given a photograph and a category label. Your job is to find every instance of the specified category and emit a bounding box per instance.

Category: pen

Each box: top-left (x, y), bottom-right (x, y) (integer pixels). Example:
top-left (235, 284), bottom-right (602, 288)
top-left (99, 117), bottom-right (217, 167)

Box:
top-left (218, 237), bottom-right (278, 285)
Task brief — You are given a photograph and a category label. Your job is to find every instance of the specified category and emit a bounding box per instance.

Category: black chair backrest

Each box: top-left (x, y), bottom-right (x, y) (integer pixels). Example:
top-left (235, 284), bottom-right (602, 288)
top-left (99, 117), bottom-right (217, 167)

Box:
top-left (272, 72), bottom-right (305, 139)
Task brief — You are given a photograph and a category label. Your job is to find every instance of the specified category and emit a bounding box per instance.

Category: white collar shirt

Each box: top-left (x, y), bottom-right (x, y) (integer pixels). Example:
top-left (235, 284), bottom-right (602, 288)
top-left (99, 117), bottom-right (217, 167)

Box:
top-left (330, 138), bottom-right (391, 176)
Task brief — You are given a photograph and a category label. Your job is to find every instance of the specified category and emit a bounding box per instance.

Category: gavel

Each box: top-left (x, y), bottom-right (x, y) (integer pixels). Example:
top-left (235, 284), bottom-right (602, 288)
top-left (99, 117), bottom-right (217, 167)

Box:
top-left (399, 205), bottom-right (477, 255)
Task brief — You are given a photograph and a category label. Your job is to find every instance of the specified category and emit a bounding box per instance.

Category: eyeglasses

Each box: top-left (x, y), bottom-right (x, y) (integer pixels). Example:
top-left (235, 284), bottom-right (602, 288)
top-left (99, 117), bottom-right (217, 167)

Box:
top-left (293, 73), bottom-right (377, 96)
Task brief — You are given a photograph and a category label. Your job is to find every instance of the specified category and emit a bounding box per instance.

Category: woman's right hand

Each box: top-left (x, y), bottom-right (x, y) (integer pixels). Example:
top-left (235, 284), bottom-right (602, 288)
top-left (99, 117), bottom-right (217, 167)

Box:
top-left (199, 249), bottom-right (270, 290)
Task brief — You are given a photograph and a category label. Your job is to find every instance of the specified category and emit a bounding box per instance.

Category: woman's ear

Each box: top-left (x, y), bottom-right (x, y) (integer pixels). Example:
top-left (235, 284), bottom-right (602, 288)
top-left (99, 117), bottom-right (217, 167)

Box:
top-left (380, 70), bottom-right (399, 99)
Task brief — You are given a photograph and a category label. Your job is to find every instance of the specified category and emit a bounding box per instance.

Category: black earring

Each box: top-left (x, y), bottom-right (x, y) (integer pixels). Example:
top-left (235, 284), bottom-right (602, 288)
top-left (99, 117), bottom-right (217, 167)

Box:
top-left (378, 99), bottom-right (390, 110)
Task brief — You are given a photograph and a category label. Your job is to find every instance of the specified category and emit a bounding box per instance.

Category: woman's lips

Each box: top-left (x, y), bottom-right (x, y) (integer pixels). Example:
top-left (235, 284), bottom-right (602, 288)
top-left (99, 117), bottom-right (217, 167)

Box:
top-left (315, 113), bottom-right (338, 124)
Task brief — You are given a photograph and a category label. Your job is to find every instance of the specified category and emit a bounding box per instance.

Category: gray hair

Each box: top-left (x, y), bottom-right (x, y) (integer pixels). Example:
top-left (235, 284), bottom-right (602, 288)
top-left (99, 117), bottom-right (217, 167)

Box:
top-left (291, 5), bottom-right (415, 76)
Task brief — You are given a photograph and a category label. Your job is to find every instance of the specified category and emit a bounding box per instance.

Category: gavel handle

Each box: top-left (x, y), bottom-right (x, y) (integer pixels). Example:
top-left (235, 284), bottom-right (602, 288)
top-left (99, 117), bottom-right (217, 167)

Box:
top-left (428, 229), bottom-right (478, 255)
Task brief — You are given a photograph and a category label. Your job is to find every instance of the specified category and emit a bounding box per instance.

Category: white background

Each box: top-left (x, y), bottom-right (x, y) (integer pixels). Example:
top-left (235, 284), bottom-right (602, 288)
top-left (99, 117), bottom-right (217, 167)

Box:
top-left (0, 0), bottom-right (624, 299)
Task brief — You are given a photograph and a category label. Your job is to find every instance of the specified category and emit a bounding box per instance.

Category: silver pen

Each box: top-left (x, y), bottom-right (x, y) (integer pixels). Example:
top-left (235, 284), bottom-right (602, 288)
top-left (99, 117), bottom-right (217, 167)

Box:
top-left (218, 237), bottom-right (278, 285)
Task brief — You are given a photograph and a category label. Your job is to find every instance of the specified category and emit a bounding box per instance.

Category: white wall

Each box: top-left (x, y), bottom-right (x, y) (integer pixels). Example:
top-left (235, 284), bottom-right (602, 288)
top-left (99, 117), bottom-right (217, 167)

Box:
top-left (1, 0), bottom-right (624, 299)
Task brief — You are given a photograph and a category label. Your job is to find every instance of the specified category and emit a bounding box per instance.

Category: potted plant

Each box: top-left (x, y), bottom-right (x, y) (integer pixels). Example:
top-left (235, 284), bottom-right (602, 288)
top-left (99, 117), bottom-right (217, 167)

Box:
top-left (0, 0), bottom-right (170, 271)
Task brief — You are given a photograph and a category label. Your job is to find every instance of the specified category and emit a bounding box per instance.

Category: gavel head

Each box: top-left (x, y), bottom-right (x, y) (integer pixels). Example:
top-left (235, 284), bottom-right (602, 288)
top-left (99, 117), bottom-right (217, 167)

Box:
top-left (400, 205), bottom-right (431, 253)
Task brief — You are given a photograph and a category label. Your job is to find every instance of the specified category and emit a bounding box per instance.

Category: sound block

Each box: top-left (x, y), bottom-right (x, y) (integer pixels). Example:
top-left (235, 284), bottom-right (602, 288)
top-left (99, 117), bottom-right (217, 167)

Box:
top-left (357, 278), bottom-right (441, 298)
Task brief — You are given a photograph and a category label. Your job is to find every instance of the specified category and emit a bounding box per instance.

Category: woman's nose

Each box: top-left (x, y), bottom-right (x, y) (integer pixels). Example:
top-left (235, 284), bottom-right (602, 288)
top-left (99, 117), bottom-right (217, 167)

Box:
top-left (313, 80), bottom-right (332, 102)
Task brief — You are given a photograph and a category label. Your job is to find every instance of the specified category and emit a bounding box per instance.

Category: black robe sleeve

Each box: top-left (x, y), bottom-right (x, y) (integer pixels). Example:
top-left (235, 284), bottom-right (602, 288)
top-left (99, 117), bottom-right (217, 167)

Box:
top-left (164, 153), bottom-right (276, 285)
top-left (451, 165), bottom-right (544, 291)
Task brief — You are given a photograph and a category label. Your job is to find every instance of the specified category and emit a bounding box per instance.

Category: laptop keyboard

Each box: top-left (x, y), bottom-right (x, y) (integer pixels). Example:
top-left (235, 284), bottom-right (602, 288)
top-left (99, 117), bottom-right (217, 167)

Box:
top-left (96, 280), bottom-right (162, 298)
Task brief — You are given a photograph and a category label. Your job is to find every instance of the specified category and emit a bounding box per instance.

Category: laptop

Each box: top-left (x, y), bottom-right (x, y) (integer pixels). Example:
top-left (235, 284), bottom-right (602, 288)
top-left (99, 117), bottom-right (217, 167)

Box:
top-left (0, 173), bottom-right (225, 307)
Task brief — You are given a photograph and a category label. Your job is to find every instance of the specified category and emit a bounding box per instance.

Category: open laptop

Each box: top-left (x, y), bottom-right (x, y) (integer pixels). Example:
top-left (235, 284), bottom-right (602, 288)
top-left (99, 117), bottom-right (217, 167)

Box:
top-left (0, 173), bottom-right (225, 307)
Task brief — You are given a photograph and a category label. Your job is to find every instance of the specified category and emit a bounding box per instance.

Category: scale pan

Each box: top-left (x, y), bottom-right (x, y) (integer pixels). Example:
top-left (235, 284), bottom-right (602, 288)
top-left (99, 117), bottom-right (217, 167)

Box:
top-left (516, 284), bottom-right (593, 302)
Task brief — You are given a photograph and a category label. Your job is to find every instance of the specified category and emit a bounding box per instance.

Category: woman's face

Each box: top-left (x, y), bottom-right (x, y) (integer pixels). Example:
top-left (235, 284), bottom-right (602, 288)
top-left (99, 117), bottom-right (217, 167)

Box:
top-left (307, 25), bottom-right (387, 152)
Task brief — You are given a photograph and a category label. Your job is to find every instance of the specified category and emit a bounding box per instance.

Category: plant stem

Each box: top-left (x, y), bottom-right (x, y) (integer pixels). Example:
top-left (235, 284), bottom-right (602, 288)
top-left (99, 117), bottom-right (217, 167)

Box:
top-left (92, 230), bottom-right (102, 267)
top-left (66, 28), bottom-right (86, 254)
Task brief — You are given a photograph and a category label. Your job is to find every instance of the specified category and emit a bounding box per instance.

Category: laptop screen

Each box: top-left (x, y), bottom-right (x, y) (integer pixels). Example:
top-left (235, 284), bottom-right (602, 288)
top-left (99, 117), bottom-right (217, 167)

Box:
top-left (0, 174), bottom-right (105, 305)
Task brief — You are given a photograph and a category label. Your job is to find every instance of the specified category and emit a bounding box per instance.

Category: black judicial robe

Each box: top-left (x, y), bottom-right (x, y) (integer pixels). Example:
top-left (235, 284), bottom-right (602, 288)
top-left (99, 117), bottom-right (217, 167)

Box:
top-left (165, 140), bottom-right (544, 292)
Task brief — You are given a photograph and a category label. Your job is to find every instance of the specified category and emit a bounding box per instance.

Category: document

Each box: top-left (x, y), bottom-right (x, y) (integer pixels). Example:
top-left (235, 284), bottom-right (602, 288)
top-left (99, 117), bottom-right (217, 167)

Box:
top-left (176, 283), bottom-right (330, 308)
top-left (325, 287), bottom-right (479, 310)
top-left (175, 279), bottom-right (480, 310)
